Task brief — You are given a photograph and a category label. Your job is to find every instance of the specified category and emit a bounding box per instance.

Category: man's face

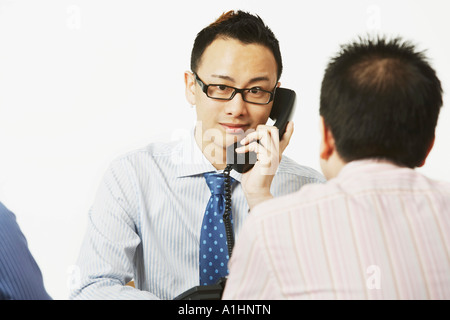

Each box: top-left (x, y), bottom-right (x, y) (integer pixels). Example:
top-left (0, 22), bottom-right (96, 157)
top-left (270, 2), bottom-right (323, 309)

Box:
top-left (186, 37), bottom-right (279, 155)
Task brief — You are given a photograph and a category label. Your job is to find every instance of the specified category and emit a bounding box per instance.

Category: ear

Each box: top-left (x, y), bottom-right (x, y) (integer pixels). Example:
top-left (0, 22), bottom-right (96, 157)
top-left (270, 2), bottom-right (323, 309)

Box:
top-left (184, 71), bottom-right (196, 106)
top-left (418, 135), bottom-right (435, 167)
top-left (319, 116), bottom-right (336, 161)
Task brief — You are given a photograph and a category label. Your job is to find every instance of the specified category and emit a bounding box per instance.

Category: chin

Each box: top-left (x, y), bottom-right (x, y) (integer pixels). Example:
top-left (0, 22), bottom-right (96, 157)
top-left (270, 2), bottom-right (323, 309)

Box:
top-left (224, 133), bottom-right (245, 147)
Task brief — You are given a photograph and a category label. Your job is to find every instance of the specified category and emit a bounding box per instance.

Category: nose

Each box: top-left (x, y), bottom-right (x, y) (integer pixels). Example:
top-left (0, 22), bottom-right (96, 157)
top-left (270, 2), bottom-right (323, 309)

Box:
top-left (224, 92), bottom-right (248, 117)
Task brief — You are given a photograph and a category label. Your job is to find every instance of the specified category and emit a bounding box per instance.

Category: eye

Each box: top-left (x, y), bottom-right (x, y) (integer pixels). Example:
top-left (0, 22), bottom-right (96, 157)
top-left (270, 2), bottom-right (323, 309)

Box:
top-left (249, 87), bottom-right (263, 94)
top-left (208, 85), bottom-right (234, 98)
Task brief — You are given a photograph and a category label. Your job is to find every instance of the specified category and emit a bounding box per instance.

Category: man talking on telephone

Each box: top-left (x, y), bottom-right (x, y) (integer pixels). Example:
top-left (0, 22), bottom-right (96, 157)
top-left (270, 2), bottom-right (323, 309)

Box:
top-left (70, 10), bottom-right (324, 300)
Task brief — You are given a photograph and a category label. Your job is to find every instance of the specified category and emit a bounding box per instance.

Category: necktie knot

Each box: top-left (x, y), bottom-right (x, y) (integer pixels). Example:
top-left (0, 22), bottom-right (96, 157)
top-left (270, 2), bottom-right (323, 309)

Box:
top-left (203, 172), bottom-right (234, 195)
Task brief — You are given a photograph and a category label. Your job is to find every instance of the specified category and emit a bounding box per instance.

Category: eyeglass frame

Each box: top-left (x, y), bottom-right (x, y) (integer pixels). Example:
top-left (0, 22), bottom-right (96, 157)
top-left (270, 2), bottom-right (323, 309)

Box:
top-left (193, 72), bottom-right (277, 105)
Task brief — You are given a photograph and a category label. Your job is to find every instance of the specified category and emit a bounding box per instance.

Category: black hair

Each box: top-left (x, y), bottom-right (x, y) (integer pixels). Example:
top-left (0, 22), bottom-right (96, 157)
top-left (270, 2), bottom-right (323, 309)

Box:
top-left (190, 10), bottom-right (283, 80)
top-left (320, 36), bottom-right (443, 168)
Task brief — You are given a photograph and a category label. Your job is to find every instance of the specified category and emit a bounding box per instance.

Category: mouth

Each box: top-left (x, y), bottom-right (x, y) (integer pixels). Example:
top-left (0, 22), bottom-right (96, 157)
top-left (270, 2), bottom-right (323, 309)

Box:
top-left (219, 123), bottom-right (248, 134)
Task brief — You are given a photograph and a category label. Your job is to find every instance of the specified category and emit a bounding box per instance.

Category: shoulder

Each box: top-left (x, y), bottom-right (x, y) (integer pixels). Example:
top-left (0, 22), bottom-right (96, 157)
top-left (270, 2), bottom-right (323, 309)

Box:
top-left (434, 179), bottom-right (450, 193)
top-left (416, 171), bottom-right (450, 193)
top-left (115, 139), bottom-right (182, 163)
top-left (107, 139), bottom-right (183, 172)
top-left (0, 202), bottom-right (27, 255)
top-left (0, 203), bottom-right (20, 237)
top-left (250, 179), bottom-right (336, 222)
top-left (276, 155), bottom-right (326, 183)
top-left (268, 155), bottom-right (325, 196)
top-left (0, 201), bottom-right (13, 219)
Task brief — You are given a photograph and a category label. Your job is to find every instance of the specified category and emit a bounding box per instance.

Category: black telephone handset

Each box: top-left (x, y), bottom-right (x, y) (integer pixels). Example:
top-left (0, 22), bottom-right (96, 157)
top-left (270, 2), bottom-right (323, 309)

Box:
top-left (174, 87), bottom-right (296, 301)
top-left (226, 87), bottom-right (297, 173)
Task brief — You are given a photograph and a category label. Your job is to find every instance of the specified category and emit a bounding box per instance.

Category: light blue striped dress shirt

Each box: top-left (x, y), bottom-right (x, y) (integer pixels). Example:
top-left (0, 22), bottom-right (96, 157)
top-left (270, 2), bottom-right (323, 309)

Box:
top-left (70, 129), bottom-right (325, 300)
top-left (0, 202), bottom-right (52, 300)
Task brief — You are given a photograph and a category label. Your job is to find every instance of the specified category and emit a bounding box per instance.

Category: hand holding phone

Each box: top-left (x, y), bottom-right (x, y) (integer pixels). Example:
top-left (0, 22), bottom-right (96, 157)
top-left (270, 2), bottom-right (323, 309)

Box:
top-left (236, 122), bottom-right (293, 172)
top-left (226, 87), bottom-right (296, 173)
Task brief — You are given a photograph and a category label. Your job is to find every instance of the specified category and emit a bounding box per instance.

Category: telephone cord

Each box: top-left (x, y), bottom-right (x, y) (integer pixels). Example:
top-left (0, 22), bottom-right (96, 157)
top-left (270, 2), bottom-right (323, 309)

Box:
top-left (223, 165), bottom-right (234, 258)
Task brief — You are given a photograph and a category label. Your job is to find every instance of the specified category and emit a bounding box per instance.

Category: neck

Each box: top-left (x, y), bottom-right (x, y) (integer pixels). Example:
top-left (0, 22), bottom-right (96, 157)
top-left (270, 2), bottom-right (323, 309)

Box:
top-left (322, 151), bottom-right (347, 180)
top-left (194, 126), bottom-right (227, 170)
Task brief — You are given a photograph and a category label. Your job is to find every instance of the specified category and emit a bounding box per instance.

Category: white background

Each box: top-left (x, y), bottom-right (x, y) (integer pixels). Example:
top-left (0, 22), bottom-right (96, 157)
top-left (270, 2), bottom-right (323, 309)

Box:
top-left (0, 0), bottom-right (449, 299)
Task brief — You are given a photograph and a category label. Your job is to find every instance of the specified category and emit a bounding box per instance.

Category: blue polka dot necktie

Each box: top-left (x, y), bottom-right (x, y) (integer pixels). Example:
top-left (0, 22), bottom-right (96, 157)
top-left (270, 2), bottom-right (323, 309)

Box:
top-left (199, 172), bottom-right (236, 286)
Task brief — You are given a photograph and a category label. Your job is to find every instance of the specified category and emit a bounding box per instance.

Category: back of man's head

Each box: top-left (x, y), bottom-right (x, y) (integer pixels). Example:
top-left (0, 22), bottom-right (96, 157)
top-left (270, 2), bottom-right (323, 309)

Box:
top-left (190, 10), bottom-right (283, 80)
top-left (320, 36), bottom-right (443, 168)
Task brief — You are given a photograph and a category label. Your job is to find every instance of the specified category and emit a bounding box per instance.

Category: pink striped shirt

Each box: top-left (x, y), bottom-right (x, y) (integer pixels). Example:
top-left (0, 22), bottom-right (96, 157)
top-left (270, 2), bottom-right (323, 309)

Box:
top-left (223, 159), bottom-right (450, 299)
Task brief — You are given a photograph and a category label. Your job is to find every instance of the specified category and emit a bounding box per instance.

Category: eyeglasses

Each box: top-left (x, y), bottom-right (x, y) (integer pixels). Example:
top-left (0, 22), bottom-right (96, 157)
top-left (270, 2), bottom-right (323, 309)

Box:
top-left (194, 73), bottom-right (276, 105)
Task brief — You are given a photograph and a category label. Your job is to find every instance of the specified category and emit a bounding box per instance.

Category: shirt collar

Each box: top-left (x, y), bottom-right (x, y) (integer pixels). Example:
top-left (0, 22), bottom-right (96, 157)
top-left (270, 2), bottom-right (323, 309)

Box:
top-left (175, 127), bottom-right (243, 182)
top-left (336, 158), bottom-right (403, 182)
